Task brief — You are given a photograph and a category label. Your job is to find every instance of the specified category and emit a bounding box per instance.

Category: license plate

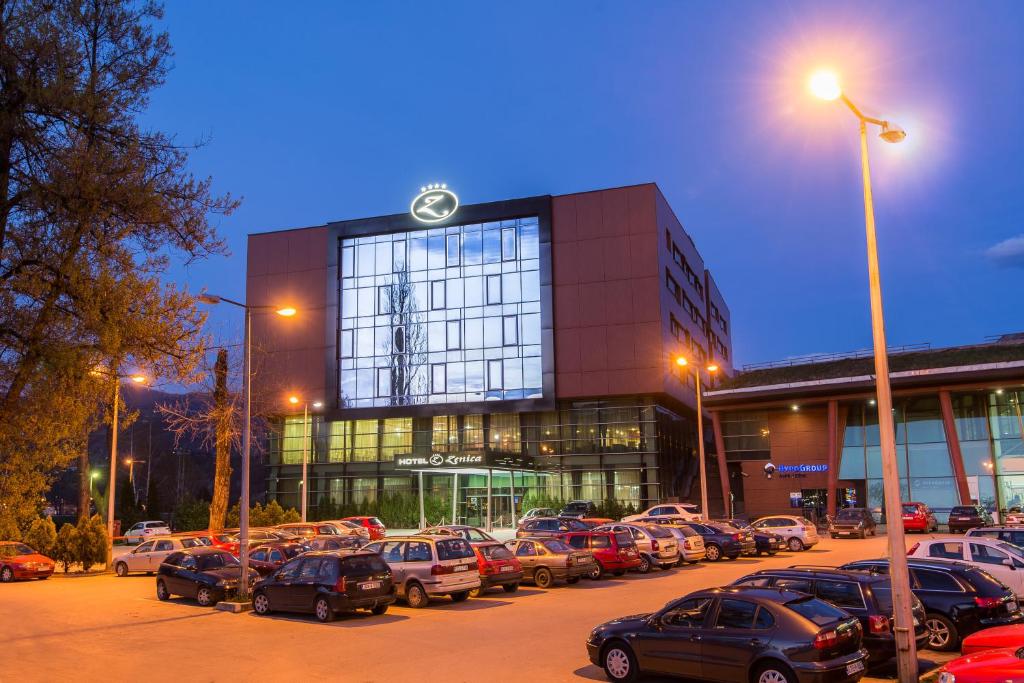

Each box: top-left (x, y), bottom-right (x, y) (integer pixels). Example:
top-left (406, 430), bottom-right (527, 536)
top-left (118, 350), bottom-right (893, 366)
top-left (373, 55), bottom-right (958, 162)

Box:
top-left (846, 661), bottom-right (865, 675)
top-left (360, 581), bottom-right (381, 590)
top-left (454, 565), bottom-right (469, 572)
top-left (500, 565), bottom-right (513, 573)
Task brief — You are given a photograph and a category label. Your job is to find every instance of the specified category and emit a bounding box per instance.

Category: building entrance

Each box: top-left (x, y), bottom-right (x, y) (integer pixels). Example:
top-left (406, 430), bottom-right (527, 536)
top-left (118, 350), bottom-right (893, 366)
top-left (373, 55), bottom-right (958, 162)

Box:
top-left (413, 468), bottom-right (543, 530)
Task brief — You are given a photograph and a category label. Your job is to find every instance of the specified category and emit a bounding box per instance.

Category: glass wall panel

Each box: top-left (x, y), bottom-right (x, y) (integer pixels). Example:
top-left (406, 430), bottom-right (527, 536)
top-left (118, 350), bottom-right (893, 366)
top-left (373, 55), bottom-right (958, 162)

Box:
top-left (352, 477), bottom-right (378, 503)
top-left (352, 420), bottom-right (379, 462)
top-left (580, 471), bottom-right (605, 501)
top-left (281, 417), bottom-right (308, 465)
top-left (381, 418), bottom-right (412, 461)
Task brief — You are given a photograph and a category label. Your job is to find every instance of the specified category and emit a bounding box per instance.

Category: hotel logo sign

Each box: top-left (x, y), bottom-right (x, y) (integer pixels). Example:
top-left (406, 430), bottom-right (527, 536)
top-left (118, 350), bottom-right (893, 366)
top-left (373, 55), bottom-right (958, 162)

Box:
top-left (396, 453), bottom-right (483, 469)
top-left (411, 183), bottom-right (458, 223)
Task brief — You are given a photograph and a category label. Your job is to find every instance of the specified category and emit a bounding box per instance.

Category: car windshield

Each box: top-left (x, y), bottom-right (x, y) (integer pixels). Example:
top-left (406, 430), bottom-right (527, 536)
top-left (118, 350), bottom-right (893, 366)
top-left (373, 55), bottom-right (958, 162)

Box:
top-left (283, 545), bottom-right (305, 559)
top-left (340, 521), bottom-right (361, 529)
top-left (836, 510), bottom-right (862, 520)
top-left (464, 528), bottom-right (493, 542)
top-left (368, 518), bottom-right (383, 526)
top-left (436, 539), bottom-right (474, 560)
top-left (0, 543), bottom-right (33, 556)
top-left (198, 552), bottom-right (239, 570)
top-left (951, 506), bottom-right (977, 515)
top-left (614, 532), bottom-right (635, 547)
top-left (543, 540), bottom-right (572, 553)
top-left (645, 525), bottom-right (673, 538)
top-left (341, 555), bottom-right (388, 576)
top-left (786, 596), bottom-right (847, 625)
top-left (480, 544), bottom-right (514, 560)
top-left (997, 542), bottom-right (1024, 559)
top-left (902, 504), bottom-right (918, 514)
top-left (565, 519), bottom-right (588, 531)
top-left (564, 502), bottom-right (589, 512)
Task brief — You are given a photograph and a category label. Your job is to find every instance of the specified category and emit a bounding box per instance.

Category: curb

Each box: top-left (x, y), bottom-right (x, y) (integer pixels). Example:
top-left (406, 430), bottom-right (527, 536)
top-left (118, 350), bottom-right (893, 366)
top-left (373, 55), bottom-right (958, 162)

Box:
top-left (215, 601), bottom-right (252, 613)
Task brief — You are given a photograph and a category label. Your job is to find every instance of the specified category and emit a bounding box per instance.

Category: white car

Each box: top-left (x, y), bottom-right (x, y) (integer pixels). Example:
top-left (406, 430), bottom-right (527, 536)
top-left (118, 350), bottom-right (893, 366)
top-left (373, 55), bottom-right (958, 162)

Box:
top-left (908, 536), bottom-right (1024, 598)
top-left (750, 515), bottom-right (819, 552)
top-left (114, 536), bottom-right (204, 576)
top-left (124, 520), bottom-right (171, 544)
top-left (622, 504), bottom-right (701, 523)
top-left (1005, 511), bottom-right (1024, 525)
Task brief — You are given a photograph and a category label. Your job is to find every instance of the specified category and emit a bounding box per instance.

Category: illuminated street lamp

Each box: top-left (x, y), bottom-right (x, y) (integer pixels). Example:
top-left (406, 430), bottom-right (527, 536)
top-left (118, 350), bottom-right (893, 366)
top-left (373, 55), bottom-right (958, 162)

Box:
top-left (288, 395), bottom-right (323, 522)
top-left (811, 68), bottom-right (916, 682)
top-left (199, 293), bottom-right (296, 597)
top-left (674, 356), bottom-right (719, 520)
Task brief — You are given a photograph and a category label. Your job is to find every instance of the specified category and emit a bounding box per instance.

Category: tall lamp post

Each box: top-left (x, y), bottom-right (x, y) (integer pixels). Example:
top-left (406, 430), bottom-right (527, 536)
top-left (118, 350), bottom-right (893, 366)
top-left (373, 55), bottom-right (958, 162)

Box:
top-left (199, 294), bottom-right (296, 598)
top-left (674, 356), bottom-right (719, 519)
top-left (810, 69), bottom-right (916, 682)
top-left (288, 395), bottom-right (323, 522)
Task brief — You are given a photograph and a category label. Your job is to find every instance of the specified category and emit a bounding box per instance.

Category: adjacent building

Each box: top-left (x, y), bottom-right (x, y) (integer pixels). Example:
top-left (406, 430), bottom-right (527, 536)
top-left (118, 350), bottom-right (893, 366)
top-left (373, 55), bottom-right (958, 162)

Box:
top-left (247, 183), bottom-right (733, 525)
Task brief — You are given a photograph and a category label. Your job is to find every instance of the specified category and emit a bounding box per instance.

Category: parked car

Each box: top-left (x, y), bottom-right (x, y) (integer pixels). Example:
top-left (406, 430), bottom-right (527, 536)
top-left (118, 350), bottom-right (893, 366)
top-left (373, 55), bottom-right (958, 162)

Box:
top-left (750, 515), bottom-right (820, 552)
top-left (560, 500), bottom-right (598, 519)
top-left (247, 542), bottom-right (308, 576)
top-left (275, 522), bottom-right (343, 539)
top-left (307, 535), bottom-right (363, 552)
top-left (362, 535), bottom-right (479, 607)
top-left (155, 548), bottom-right (257, 606)
top-left (622, 503), bottom-right (701, 523)
top-left (908, 537), bottom-right (1024, 598)
top-left (124, 520), bottom-right (171, 544)
top-left (586, 586), bottom-right (869, 683)
top-left (506, 537), bottom-right (594, 588)
top-left (920, 647), bottom-right (1024, 683)
top-left (0, 542), bottom-right (54, 582)
top-left (1005, 508), bottom-right (1024, 525)
top-left (343, 516), bottom-right (387, 540)
top-left (902, 502), bottom-right (940, 533)
top-left (115, 536), bottom-right (208, 576)
top-left (632, 519), bottom-right (706, 564)
top-left (732, 566), bottom-right (930, 663)
top-left (718, 519), bottom-right (788, 556)
top-left (523, 507), bottom-right (558, 519)
top-left (170, 531), bottom-right (213, 547)
top-left (830, 508), bottom-right (878, 539)
top-left (419, 525), bottom-right (497, 543)
top-left (961, 624), bottom-right (1024, 654)
top-left (516, 517), bottom-right (589, 538)
top-left (252, 550), bottom-right (394, 621)
top-left (592, 523), bottom-right (680, 572)
top-left (674, 521), bottom-right (750, 561)
top-left (561, 530), bottom-right (642, 578)
top-left (966, 526), bottom-right (1024, 546)
top-left (947, 505), bottom-right (994, 533)
top-left (206, 531), bottom-right (238, 550)
top-left (318, 519), bottom-right (371, 540)
top-left (841, 558), bottom-right (1024, 651)
top-left (470, 541), bottom-right (523, 595)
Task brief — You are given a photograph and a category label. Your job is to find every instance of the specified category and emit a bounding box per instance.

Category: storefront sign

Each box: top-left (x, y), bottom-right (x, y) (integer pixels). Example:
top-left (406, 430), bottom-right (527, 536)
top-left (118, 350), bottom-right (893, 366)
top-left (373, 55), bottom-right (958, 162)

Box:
top-left (411, 184), bottom-right (458, 223)
top-left (396, 453), bottom-right (484, 468)
top-left (778, 464), bottom-right (828, 473)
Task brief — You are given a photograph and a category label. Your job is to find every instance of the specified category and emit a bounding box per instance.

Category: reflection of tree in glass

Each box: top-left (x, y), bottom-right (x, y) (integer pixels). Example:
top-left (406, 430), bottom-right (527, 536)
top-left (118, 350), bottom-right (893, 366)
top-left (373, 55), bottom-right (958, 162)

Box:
top-left (383, 269), bottom-right (426, 405)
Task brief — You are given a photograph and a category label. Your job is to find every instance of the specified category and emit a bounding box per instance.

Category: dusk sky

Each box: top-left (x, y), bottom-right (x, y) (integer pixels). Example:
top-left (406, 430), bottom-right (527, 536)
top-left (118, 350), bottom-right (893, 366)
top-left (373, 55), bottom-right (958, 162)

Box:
top-left (150, 1), bottom-right (1024, 371)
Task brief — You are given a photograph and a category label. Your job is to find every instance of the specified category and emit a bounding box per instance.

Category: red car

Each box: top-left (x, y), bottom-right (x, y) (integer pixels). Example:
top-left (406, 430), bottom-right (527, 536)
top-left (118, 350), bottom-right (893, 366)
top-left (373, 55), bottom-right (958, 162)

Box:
top-left (0, 542), bottom-right (55, 582)
top-left (901, 501), bottom-right (939, 533)
top-left (962, 624), bottom-right (1024, 655)
top-left (343, 516), bottom-right (386, 540)
top-left (560, 530), bottom-right (642, 578)
top-left (924, 648), bottom-right (1024, 683)
top-left (247, 542), bottom-right (307, 576)
top-left (471, 541), bottom-right (524, 595)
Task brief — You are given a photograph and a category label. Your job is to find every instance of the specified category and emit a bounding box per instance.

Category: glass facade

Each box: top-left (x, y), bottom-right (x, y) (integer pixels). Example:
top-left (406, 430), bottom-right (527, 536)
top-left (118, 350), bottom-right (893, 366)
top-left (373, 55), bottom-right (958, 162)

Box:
top-left (339, 217), bottom-right (543, 407)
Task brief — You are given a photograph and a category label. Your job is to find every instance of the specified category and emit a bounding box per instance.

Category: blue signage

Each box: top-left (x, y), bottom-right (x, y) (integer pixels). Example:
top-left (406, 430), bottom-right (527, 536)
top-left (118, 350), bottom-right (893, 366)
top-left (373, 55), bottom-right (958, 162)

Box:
top-left (778, 464), bottom-right (829, 474)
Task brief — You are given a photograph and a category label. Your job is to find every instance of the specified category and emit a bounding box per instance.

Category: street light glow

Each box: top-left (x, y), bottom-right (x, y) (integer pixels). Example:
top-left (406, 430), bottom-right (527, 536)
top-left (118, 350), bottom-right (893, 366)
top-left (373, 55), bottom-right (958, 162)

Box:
top-left (675, 356), bottom-right (688, 367)
top-left (276, 307), bottom-right (297, 317)
top-left (90, 471), bottom-right (99, 479)
top-left (706, 364), bottom-right (719, 373)
top-left (808, 69), bottom-right (842, 101)
top-left (129, 374), bottom-right (146, 384)
top-left (288, 395), bottom-right (299, 405)
top-left (312, 401), bottom-right (323, 409)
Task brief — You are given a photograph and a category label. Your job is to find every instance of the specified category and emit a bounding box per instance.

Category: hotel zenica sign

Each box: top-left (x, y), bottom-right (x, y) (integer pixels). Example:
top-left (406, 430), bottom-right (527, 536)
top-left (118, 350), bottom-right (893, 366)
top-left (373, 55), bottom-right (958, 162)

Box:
top-left (411, 183), bottom-right (458, 223)
top-left (396, 453), bottom-right (483, 468)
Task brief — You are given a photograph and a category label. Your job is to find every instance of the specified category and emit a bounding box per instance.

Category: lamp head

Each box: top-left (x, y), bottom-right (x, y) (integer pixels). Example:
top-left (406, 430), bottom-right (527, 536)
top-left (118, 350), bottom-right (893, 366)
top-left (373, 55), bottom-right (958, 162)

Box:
top-left (879, 121), bottom-right (907, 143)
top-left (276, 307), bottom-right (297, 317)
top-left (808, 70), bottom-right (842, 101)
top-left (198, 294), bottom-right (221, 305)
top-left (129, 374), bottom-right (147, 384)
top-left (706, 364), bottom-right (719, 373)
top-left (675, 357), bottom-right (688, 367)
top-left (312, 401), bottom-right (323, 409)
top-left (288, 396), bottom-right (299, 405)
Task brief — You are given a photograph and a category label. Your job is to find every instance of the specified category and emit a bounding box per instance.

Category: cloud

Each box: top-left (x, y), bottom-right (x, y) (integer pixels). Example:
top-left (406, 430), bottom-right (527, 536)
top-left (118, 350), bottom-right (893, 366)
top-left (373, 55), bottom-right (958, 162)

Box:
top-left (986, 235), bottom-right (1024, 268)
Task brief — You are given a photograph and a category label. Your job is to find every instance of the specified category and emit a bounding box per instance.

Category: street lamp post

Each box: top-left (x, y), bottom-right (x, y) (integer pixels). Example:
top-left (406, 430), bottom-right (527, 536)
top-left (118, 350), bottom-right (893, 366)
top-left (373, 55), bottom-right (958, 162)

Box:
top-left (810, 69), bottom-right (916, 682)
top-left (199, 294), bottom-right (295, 598)
top-left (674, 357), bottom-right (719, 519)
top-left (288, 395), bottom-right (323, 522)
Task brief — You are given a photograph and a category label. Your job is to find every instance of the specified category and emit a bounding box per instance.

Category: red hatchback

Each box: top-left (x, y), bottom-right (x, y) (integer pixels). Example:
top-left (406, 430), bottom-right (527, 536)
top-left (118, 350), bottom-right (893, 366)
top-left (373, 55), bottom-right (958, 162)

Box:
top-left (343, 516), bottom-right (386, 540)
top-left (0, 542), bottom-right (55, 582)
top-left (902, 502), bottom-right (939, 533)
top-left (560, 530), bottom-right (641, 579)
top-left (471, 541), bottom-right (524, 595)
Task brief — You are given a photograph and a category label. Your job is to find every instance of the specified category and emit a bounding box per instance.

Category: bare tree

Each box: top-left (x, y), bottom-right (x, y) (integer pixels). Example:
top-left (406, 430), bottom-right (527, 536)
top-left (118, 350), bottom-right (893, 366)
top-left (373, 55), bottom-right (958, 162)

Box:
top-left (384, 269), bottom-right (426, 406)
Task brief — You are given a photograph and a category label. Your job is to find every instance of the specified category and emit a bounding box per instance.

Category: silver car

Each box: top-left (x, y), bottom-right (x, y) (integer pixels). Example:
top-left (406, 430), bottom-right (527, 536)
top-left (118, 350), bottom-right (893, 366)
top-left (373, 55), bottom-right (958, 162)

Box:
top-left (632, 518), bottom-right (705, 564)
top-left (115, 536), bottom-right (205, 576)
top-left (592, 523), bottom-right (680, 572)
top-left (363, 535), bottom-right (480, 608)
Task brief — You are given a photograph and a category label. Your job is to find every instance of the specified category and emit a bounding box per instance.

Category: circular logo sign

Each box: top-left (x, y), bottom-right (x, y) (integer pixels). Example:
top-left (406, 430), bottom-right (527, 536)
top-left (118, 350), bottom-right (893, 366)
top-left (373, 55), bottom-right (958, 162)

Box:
top-left (411, 185), bottom-right (458, 223)
top-left (428, 454), bottom-right (444, 466)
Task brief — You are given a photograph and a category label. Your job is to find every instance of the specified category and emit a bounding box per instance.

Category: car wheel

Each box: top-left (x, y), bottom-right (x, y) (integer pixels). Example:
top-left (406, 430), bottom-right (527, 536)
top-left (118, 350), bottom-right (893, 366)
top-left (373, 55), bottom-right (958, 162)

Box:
top-left (602, 640), bottom-right (639, 682)
top-left (925, 613), bottom-right (959, 651)
top-left (755, 661), bottom-right (796, 683)
top-left (588, 562), bottom-right (603, 580)
top-left (788, 537), bottom-right (804, 552)
top-left (405, 582), bottom-right (428, 608)
top-left (469, 586), bottom-right (483, 598)
top-left (314, 596), bottom-right (335, 622)
top-left (156, 579), bottom-right (169, 601)
top-left (636, 555), bottom-right (652, 573)
top-left (502, 583), bottom-right (519, 593)
top-left (253, 591), bottom-right (271, 615)
top-left (196, 586), bottom-right (214, 607)
top-left (450, 590), bottom-right (470, 602)
top-left (1, 566), bottom-right (14, 583)
top-left (705, 544), bottom-right (722, 562)
top-left (767, 550), bottom-right (778, 556)
top-left (534, 567), bottom-right (554, 589)
top-left (115, 562), bottom-right (129, 577)
top-left (370, 604), bottom-right (388, 615)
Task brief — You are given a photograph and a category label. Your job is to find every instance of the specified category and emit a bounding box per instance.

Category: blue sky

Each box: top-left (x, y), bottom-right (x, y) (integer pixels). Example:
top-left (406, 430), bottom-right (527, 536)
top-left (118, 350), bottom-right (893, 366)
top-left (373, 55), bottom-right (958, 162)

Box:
top-left (150, 1), bottom-right (1024, 370)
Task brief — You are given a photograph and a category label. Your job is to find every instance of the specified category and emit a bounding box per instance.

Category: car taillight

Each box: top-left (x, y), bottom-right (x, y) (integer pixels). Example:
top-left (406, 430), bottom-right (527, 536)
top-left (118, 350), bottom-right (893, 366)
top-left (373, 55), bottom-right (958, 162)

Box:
top-left (732, 533), bottom-right (741, 541)
top-left (907, 543), bottom-right (919, 555)
top-left (334, 576), bottom-right (347, 593)
top-left (869, 615), bottom-right (890, 634)
top-left (651, 539), bottom-right (660, 551)
top-left (813, 629), bottom-right (840, 649)
top-left (975, 596), bottom-right (1003, 609)
top-left (431, 564), bottom-right (452, 575)
top-left (683, 540), bottom-right (692, 550)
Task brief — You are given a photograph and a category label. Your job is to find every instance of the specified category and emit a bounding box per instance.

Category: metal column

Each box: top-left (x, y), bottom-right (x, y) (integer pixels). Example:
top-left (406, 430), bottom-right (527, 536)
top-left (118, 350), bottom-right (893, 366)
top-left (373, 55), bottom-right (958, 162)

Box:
top-left (486, 469), bottom-right (493, 531)
top-left (451, 473), bottom-right (458, 525)
top-left (418, 471), bottom-right (426, 529)
top-left (509, 470), bottom-right (516, 530)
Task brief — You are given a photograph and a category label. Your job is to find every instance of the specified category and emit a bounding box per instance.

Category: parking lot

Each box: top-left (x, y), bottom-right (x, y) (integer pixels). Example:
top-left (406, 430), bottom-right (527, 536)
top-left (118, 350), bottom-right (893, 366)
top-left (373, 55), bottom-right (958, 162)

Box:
top-left (2, 532), bottom-right (961, 682)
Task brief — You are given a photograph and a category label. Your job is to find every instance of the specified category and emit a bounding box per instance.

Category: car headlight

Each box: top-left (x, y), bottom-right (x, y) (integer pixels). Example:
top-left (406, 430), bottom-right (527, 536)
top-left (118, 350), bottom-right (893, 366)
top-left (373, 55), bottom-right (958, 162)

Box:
top-left (937, 672), bottom-right (955, 683)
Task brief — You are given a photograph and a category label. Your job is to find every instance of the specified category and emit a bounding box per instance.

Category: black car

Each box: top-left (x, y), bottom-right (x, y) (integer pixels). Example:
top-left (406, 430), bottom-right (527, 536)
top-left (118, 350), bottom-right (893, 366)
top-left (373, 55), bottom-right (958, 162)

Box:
top-left (516, 517), bottom-right (590, 538)
top-left (830, 509), bottom-right (877, 539)
top-left (840, 558), bottom-right (1024, 651)
top-left (561, 500), bottom-right (598, 519)
top-left (718, 519), bottom-right (787, 556)
top-left (156, 548), bottom-right (256, 606)
top-left (676, 521), bottom-right (753, 561)
top-left (947, 504), bottom-right (993, 533)
top-left (587, 586), bottom-right (868, 683)
top-left (253, 550), bottom-right (395, 622)
top-left (732, 567), bottom-right (929, 665)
